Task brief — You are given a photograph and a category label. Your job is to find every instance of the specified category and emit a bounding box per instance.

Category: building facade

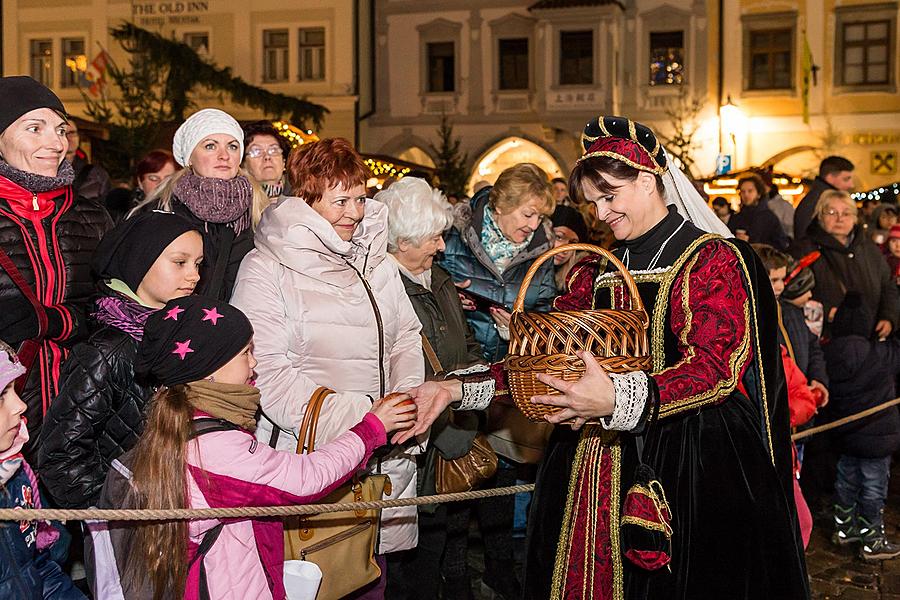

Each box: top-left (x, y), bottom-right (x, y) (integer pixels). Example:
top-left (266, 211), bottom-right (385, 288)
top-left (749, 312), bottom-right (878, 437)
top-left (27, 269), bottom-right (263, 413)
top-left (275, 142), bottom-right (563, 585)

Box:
top-left (2, 0), bottom-right (364, 142)
top-left (361, 0), bottom-right (900, 192)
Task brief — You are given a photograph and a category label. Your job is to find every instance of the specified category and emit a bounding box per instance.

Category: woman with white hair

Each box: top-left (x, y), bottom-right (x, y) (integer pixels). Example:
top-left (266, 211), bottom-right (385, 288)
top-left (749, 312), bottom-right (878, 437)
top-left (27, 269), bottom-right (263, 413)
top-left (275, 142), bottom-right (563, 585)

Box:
top-left (376, 177), bottom-right (491, 599)
top-left (131, 108), bottom-right (269, 300)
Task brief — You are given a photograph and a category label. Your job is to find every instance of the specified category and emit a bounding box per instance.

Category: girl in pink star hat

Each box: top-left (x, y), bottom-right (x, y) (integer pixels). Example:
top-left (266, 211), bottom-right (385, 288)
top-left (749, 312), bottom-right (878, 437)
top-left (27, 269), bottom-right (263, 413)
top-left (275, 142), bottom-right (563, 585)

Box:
top-left (88, 295), bottom-right (416, 599)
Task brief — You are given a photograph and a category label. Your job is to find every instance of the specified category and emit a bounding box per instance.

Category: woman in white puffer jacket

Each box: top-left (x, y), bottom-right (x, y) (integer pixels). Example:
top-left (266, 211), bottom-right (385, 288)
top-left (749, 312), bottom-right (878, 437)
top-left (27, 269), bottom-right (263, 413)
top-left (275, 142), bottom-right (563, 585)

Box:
top-left (231, 138), bottom-right (424, 598)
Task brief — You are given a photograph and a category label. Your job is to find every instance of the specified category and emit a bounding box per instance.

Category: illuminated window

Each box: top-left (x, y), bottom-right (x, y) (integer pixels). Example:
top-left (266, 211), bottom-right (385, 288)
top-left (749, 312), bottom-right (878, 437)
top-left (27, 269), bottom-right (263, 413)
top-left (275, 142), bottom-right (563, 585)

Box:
top-left (263, 29), bottom-right (289, 82)
top-left (30, 39), bottom-right (53, 87)
top-left (559, 30), bottom-right (593, 85)
top-left (61, 38), bottom-right (85, 88)
top-left (649, 31), bottom-right (684, 86)
top-left (299, 27), bottom-right (325, 81)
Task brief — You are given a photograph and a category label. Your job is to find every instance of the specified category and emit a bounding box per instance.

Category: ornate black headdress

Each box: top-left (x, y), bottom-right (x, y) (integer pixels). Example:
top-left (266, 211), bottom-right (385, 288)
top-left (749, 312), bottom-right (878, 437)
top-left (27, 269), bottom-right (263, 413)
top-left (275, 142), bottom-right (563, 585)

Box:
top-left (578, 116), bottom-right (667, 175)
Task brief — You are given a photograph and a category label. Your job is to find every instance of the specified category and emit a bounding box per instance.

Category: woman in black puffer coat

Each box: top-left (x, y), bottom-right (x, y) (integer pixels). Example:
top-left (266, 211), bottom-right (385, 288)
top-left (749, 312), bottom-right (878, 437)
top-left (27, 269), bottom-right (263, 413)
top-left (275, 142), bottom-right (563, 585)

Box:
top-left (792, 189), bottom-right (899, 337)
top-left (0, 77), bottom-right (111, 458)
top-left (38, 212), bottom-right (202, 508)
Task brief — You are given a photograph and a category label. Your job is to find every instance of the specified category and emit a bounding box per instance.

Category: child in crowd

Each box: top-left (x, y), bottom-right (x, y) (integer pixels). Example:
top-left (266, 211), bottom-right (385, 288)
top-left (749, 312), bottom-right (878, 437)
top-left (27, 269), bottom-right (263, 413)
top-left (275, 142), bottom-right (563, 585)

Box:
top-left (823, 292), bottom-right (900, 561)
top-left (90, 296), bottom-right (416, 598)
top-left (39, 211), bottom-right (203, 509)
top-left (754, 244), bottom-right (828, 548)
top-left (0, 341), bottom-right (85, 599)
top-left (883, 224), bottom-right (900, 287)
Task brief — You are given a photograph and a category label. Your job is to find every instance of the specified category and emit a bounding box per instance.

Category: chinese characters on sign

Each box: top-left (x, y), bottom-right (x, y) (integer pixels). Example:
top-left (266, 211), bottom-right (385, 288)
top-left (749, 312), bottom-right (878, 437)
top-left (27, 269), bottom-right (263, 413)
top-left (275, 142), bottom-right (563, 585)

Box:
top-left (548, 90), bottom-right (599, 110)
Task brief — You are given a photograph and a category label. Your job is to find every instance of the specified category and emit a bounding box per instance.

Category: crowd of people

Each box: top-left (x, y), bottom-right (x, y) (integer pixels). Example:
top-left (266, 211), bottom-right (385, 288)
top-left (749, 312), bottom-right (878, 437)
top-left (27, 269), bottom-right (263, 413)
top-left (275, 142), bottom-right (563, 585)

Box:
top-left (1, 73), bottom-right (898, 600)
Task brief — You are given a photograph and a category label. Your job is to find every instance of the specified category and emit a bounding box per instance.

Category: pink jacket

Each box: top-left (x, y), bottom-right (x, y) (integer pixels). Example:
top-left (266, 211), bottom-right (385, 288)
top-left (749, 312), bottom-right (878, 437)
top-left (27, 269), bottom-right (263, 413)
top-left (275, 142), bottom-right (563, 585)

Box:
top-left (232, 197), bottom-right (425, 553)
top-left (185, 413), bottom-right (385, 600)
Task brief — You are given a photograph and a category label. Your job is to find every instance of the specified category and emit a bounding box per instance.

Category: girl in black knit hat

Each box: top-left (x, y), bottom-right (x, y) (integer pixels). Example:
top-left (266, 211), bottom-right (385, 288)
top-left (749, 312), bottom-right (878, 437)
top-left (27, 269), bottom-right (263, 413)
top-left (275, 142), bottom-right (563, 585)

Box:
top-left (91, 295), bottom-right (416, 599)
top-left (38, 210), bottom-right (203, 510)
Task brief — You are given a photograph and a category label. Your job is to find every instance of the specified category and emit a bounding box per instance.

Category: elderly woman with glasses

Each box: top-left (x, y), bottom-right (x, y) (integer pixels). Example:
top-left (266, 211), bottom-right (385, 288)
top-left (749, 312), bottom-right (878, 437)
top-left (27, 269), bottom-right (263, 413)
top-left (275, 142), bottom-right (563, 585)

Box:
top-left (794, 189), bottom-right (899, 337)
top-left (241, 120), bottom-right (292, 200)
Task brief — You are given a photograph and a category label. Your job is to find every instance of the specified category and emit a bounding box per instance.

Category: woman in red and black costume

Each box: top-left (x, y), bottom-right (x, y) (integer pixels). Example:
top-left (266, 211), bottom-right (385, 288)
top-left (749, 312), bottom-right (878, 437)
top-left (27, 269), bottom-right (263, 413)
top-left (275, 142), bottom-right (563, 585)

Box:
top-left (0, 76), bottom-right (111, 458)
top-left (401, 117), bottom-right (808, 599)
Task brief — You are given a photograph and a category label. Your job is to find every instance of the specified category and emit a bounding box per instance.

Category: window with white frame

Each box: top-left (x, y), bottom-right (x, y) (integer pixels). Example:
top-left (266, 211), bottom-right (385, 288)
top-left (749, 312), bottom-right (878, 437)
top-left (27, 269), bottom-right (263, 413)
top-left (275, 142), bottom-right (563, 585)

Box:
top-left (559, 30), bottom-right (593, 86)
top-left (841, 20), bottom-right (891, 85)
top-left (61, 37), bottom-right (86, 88)
top-left (31, 39), bottom-right (54, 87)
top-left (299, 27), bottom-right (325, 81)
top-left (263, 29), bottom-right (289, 82)
top-left (835, 5), bottom-right (896, 90)
top-left (183, 32), bottom-right (210, 56)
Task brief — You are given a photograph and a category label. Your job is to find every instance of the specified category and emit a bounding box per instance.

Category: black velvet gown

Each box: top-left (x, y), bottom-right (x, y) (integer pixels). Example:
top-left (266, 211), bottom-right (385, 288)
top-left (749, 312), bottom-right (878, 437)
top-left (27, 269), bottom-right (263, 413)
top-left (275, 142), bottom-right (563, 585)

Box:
top-left (522, 207), bottom-right (809, 600)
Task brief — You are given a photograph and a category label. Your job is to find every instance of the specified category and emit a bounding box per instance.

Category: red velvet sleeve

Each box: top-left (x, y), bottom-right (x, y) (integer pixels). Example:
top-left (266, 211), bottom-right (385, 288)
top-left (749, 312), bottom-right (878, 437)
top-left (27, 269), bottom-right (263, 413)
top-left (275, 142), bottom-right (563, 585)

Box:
top-left (554, 255), bottom-right (602, 311)
top-left (654, 241), bottom-right (753, 419)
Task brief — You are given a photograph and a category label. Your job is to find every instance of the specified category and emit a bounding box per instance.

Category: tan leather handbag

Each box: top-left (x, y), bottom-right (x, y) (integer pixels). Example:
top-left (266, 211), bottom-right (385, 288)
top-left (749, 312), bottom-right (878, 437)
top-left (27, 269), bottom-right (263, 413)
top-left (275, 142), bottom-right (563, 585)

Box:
top-left (421, 336), bottom-right (498, 494)
top-left (283, 387), bottom-right (390, 600)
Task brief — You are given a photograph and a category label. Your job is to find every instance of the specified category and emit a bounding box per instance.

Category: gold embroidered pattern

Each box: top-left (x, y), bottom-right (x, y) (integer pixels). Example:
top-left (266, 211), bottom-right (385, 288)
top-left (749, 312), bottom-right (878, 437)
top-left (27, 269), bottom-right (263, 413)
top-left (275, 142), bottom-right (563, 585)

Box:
top-left (576, 150), bottom-right (666, 175)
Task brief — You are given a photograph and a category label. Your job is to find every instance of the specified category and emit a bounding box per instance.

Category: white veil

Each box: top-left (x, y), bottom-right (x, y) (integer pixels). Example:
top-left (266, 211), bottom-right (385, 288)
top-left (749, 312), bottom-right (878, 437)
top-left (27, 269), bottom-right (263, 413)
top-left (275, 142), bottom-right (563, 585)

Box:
top-left (661, 150), bottom-right (733, 238)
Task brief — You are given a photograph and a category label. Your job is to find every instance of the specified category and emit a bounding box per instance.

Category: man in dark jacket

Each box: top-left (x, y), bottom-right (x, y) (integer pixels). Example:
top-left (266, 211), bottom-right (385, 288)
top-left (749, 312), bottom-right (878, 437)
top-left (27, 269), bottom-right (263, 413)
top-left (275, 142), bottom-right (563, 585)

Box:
top-left (64, 120), bottom-right (112, 201)
top-left (823, 292), bottom-right (900, 561)
top-left (794, 156), bottom-right (855, 241)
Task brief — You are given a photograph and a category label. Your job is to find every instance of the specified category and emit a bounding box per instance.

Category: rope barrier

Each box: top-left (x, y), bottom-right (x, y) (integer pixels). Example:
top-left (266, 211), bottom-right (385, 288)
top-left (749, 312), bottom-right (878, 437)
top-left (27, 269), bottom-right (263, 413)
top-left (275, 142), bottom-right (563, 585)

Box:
top-left (0, 484), bottom-right (536, 522)
top-left (791, 396), bottom-right (900, 441)
top-left (1, 397), bottom-right (896, 523)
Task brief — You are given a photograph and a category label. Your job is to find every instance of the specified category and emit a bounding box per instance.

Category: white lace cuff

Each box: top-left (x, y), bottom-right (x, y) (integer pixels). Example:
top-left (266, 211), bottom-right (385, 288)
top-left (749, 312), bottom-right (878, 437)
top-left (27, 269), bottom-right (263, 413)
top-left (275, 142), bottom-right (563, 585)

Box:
top-left (601, 371), bottom-right (649, 431)
top-left (447, 364), bottom-right (494, 411)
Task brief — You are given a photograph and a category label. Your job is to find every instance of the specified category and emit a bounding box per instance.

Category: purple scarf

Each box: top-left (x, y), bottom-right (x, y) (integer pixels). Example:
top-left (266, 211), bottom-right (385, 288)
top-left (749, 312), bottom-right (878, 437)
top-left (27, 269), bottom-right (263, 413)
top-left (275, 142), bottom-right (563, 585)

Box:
top-left (94, 295), bottom-right (157, 341)
top-left (174, 171), bottom-right (253, 234)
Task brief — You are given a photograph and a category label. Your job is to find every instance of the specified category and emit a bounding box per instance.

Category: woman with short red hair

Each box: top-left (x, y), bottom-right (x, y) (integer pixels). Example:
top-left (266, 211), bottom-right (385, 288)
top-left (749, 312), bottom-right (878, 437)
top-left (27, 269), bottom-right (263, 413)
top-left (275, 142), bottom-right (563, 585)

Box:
top-left (231, 138), bottom-right (424, 598)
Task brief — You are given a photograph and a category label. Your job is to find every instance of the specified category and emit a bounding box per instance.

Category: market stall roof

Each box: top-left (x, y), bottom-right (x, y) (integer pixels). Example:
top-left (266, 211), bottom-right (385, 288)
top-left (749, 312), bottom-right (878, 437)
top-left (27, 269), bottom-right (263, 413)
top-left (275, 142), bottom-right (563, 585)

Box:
top-left (698, 168), bottom-right (808, 200)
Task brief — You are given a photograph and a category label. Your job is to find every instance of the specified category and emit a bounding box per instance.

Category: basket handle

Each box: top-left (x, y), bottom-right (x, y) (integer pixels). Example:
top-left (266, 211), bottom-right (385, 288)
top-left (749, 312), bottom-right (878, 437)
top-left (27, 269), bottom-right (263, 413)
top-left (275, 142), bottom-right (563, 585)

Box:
top-left (512, 243), bottom-right (646, 316)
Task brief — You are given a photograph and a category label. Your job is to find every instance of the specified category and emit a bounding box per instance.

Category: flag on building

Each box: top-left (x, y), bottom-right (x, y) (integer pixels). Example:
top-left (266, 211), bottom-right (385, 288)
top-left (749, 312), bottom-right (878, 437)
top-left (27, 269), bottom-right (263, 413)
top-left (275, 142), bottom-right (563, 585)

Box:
top-left (84, 49), bottom-right (112, 97)
top-left (801, 32), bottom-right (813, 124)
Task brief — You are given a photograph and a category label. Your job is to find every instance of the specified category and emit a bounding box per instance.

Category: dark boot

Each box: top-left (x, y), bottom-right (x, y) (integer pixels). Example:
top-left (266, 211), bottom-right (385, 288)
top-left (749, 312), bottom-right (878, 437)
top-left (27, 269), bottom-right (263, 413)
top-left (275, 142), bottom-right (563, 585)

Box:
top-left (858, 515), bottom-right (900, 561)
top-left (832, 503), bottom-right (861, 546)
top-left (482, 559), bottom-right (522, 600)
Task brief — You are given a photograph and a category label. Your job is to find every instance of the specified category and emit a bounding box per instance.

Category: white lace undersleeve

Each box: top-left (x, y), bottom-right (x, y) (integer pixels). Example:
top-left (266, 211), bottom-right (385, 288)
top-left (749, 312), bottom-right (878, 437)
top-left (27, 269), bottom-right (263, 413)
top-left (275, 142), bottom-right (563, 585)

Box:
top-left (601, 371), bottom-right (650, 431)
top-left (447, 364), bottom-right (495, 411)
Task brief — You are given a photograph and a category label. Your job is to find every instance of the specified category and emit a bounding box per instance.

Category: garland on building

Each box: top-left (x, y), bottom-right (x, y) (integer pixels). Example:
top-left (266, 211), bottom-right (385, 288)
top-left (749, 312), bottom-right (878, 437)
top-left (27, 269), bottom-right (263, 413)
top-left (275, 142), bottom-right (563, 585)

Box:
top-left (111, 23), bottom-right (327, 127)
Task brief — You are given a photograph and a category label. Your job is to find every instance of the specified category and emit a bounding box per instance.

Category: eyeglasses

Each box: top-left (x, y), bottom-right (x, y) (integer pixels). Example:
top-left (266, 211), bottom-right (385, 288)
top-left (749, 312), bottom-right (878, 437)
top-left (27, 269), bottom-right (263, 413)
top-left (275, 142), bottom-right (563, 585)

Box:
top-left (245, 146), bottom-right (282, 159)
top-left (823, 209), bottom-right (855, 219)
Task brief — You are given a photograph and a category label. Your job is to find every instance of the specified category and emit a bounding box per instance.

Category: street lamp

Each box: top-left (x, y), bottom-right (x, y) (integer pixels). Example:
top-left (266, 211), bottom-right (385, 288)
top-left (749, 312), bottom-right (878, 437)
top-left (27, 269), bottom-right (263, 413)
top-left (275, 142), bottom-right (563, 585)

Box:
top-left (720, 95), bottom-right (747, 167)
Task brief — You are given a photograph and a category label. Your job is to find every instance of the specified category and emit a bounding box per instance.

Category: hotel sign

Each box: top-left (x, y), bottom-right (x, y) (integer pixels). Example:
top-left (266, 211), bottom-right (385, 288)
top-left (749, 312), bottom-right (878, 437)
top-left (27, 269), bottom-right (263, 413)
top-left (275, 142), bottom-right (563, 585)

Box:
top-left (132, 1), bottom-right (210, 26)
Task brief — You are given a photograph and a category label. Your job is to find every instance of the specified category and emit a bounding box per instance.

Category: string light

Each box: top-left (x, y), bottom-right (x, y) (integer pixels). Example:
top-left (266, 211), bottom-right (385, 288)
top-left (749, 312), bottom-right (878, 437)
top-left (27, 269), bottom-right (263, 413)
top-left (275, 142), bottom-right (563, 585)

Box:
top-left (271, 120), bottom-right (319, 148)
top-left (852, 182), bottom-right (900, 203)
top-left (363, 158), bottom-right (411, 180)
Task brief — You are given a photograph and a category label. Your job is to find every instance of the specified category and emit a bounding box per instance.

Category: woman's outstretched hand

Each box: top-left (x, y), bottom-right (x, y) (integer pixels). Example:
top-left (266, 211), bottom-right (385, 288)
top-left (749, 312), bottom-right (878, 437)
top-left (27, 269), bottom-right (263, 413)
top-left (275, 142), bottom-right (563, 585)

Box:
top-left (370, 392), bottom-right (417, 434)
top-left (531, 350), bottom-right (615, 430)
top-left (390, 380), bottom-right (461, 444)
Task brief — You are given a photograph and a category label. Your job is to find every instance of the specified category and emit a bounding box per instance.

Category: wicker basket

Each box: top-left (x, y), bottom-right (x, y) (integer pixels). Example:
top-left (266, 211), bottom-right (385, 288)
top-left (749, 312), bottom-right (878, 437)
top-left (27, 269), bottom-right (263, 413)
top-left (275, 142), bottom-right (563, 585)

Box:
top-left (504, 243), bottom-right (651, 423)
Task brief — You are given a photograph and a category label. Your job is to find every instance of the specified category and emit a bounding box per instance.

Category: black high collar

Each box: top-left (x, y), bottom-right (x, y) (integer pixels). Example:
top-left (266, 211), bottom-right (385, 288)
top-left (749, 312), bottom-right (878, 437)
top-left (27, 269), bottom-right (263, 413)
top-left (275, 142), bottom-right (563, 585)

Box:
top-left (615, 205), bottom-right (693, 270)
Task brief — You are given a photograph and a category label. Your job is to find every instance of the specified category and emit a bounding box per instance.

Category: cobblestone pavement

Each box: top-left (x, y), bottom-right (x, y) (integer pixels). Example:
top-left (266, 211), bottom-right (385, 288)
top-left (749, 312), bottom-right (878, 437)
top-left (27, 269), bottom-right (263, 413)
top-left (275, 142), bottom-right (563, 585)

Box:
top-left (807, 462), bottom-right (900, 600)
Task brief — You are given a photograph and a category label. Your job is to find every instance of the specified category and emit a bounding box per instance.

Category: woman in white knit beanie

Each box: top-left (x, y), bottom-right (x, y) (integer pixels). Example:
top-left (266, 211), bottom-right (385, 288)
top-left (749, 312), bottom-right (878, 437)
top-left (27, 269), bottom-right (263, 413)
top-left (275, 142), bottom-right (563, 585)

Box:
top-left (130, 108), bottom-right (269, 300)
